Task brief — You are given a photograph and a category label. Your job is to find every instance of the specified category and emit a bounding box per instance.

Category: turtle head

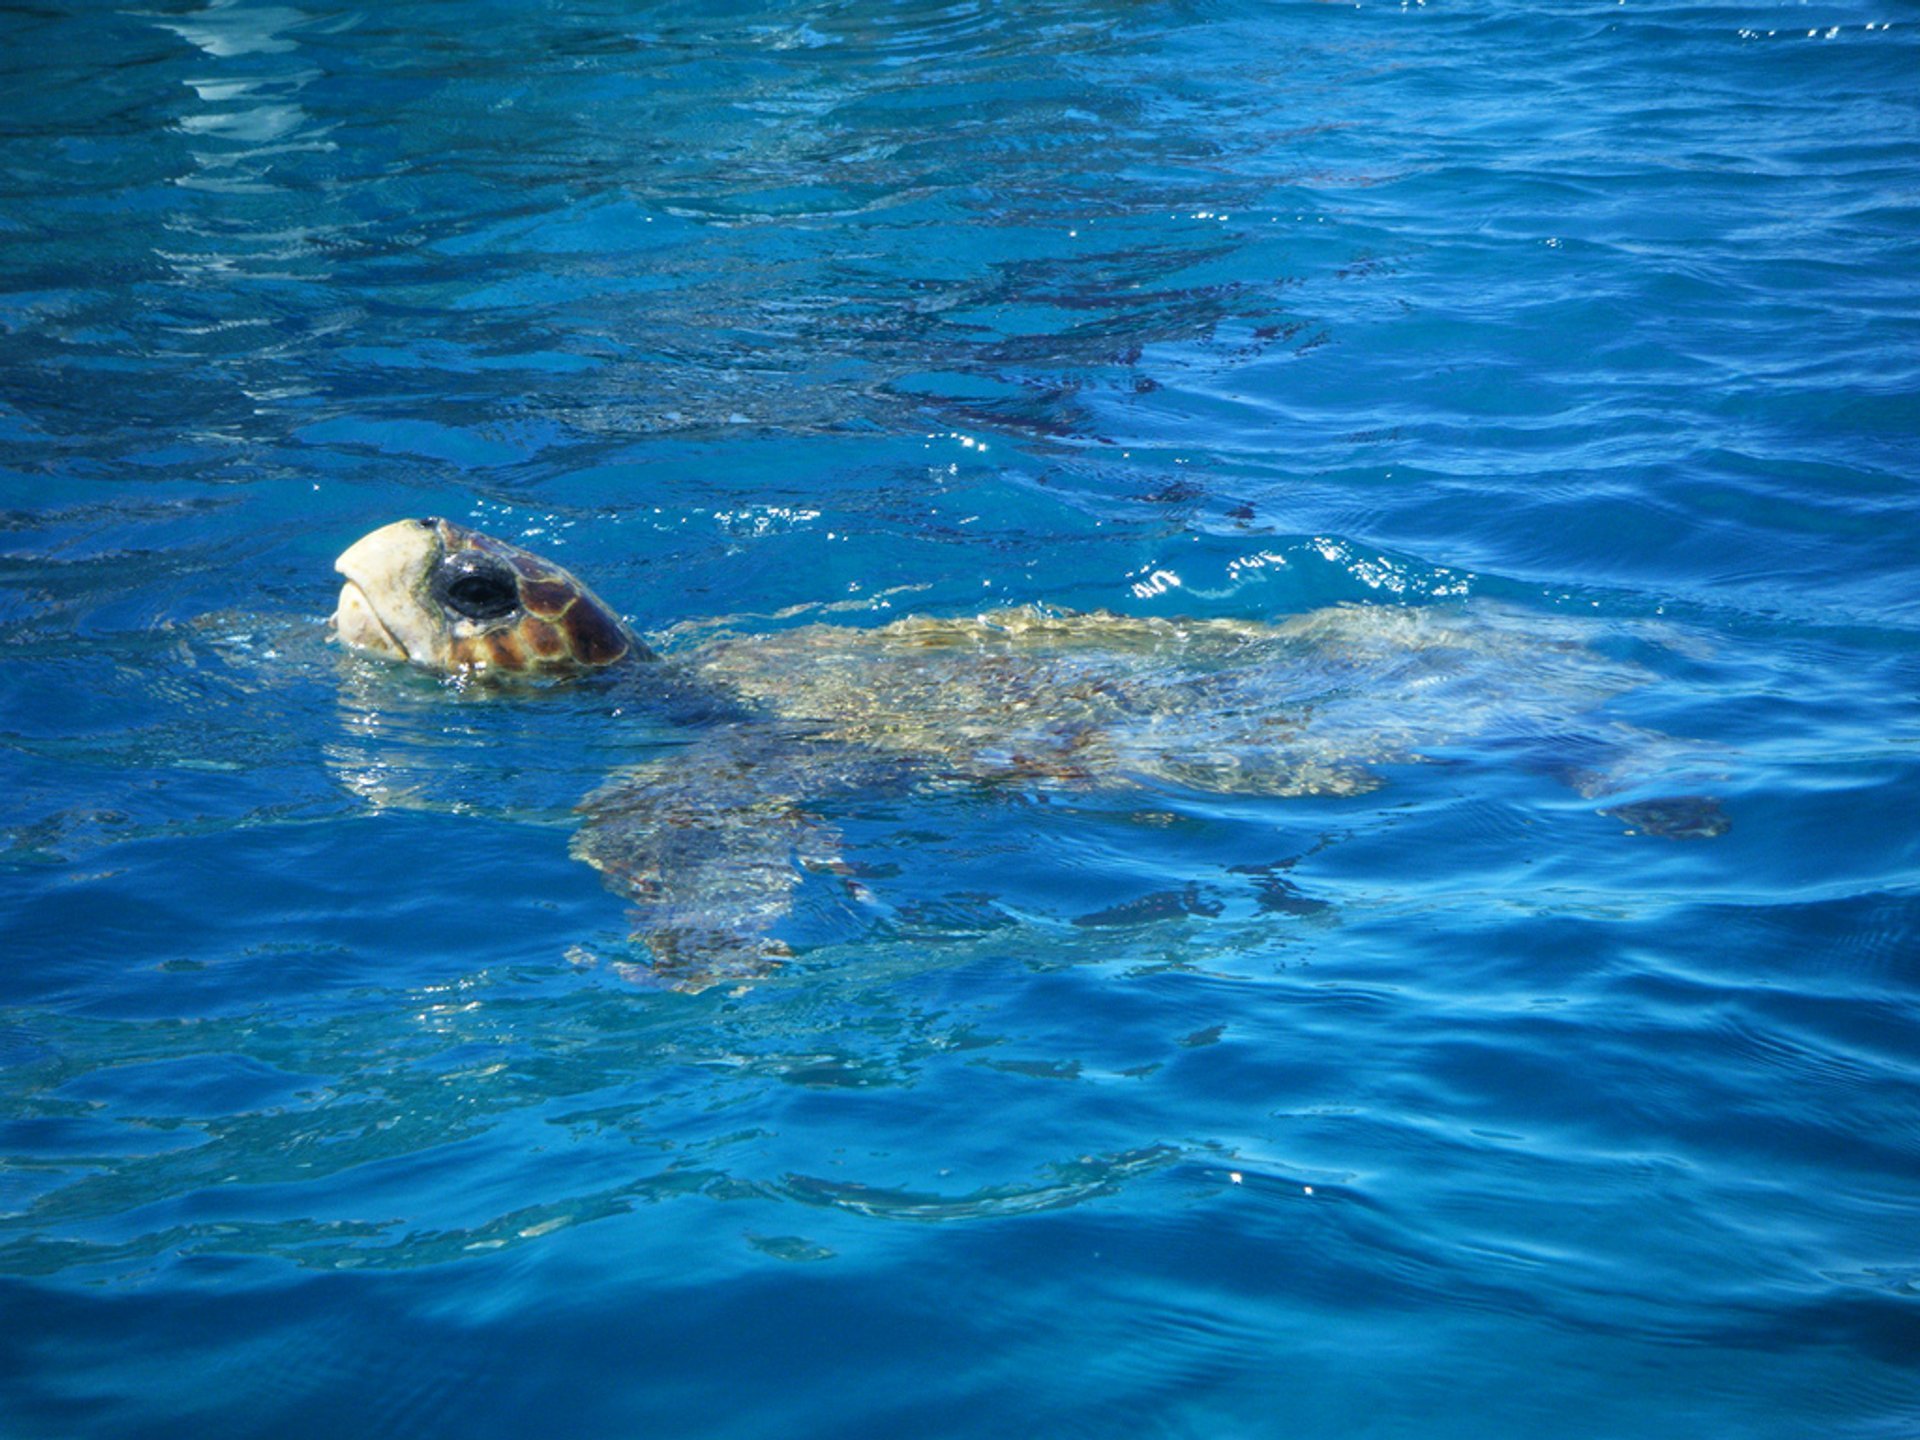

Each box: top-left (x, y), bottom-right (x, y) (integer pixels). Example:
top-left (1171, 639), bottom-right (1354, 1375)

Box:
top-left (332, 518), bottom-right (648, 677)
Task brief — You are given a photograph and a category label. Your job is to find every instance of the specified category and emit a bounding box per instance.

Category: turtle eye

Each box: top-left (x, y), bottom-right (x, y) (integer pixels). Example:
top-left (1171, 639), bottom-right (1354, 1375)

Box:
top-left (433, 555), bottom-right (520, 622)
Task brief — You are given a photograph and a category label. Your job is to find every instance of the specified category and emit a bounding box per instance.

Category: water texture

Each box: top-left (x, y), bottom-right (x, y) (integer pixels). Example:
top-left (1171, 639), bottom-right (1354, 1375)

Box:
top-left (2, 1), bottom-right (1917, 1435)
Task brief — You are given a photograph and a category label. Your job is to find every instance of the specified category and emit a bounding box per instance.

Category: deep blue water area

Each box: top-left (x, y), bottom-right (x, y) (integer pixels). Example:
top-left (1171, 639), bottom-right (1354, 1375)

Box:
top-left (3, 1), bottom-right (1918, 1435)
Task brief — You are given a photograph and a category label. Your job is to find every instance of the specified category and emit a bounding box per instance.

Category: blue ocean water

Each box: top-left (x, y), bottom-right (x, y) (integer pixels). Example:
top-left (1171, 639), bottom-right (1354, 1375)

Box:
top-left (3, 0), bottom-right (1918, 1434)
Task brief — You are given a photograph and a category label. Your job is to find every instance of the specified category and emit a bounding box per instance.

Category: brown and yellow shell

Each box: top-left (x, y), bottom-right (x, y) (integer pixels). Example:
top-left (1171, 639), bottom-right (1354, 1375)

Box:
top-left (432, 520), bottom-right (639, 676)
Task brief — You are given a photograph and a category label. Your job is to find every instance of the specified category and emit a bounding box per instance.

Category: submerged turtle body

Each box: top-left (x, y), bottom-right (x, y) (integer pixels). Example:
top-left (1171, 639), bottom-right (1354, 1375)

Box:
top-left (329, 521), bottom-right (1725, 987)
top-left (678, 602), bottom-right (1641, 798)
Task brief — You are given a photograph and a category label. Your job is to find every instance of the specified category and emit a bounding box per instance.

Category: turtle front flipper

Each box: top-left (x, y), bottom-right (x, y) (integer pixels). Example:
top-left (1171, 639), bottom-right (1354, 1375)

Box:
top-left (568, 729), bottom-right (907, 991)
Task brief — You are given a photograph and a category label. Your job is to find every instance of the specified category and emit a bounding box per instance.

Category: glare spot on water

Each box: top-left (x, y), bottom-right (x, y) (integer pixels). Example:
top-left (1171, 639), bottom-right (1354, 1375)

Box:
top-left (714, 505), bottom-right (822, 539)
top-left (1310, 536), bottom-right (1473, 598)
top-left (1225, 550), bottom-right (1289, 582)
top-left (1130, 568), bottom-right (1182, 599)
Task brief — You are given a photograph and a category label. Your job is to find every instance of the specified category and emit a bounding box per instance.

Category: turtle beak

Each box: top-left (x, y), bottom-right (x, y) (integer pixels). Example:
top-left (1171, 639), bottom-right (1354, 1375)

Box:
top-left (332, 577), bottom-right (407, 661)
top-left (331, 519), bottom-right (452, 669)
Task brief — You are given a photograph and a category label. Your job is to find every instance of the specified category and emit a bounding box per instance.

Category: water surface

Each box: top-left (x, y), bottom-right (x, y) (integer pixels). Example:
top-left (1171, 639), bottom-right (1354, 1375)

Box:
top-left (2, 1), bottom-right (1918, 1436)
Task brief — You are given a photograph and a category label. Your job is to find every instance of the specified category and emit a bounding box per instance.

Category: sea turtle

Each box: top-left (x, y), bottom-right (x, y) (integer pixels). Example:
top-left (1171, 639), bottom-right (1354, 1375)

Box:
top-left (332, 517), bottom-right (1726, 987)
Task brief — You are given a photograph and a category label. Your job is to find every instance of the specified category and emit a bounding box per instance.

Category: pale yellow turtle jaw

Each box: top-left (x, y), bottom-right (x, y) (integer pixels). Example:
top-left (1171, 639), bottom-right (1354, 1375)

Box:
top-left (332, 579), bottom-right (407, 662)
top-left (330, 518), bottom-right (454, 670)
